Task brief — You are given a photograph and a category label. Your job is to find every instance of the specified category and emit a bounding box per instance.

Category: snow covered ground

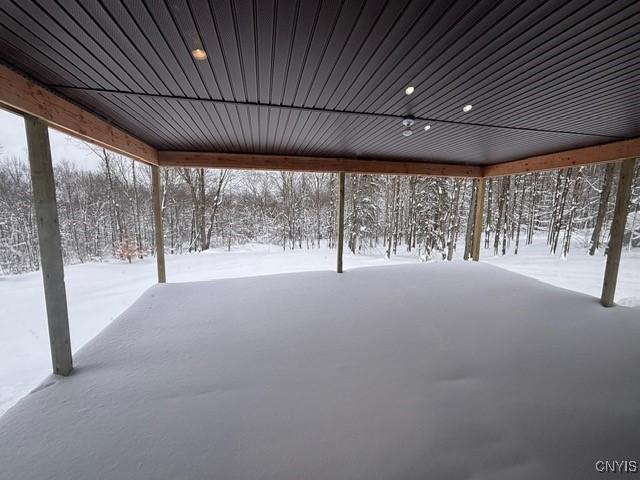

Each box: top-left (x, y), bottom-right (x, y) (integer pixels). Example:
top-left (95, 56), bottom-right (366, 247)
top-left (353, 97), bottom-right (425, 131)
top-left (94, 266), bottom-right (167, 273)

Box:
top-left (0, 242), bottom-right (638, 417)
top-left (0, 246), bottom-right (413, 416)
top-left (1, 263), bottom-right (639, 479)
top-left (485, 241), bottom-right (640, 307)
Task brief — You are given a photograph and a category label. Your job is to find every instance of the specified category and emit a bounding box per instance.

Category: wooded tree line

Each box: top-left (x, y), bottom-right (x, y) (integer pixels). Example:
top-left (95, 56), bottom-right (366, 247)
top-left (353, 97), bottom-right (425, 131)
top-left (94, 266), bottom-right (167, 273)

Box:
top-left (0, 151), bottom-right (638, 274)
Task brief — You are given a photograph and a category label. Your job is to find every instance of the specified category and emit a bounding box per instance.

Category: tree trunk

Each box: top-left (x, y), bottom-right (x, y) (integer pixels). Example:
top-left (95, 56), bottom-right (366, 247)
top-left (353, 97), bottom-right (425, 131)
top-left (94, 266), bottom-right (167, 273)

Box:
top-left (463, 180), bottom-right (477, 260)
top-left (514, 176), bottom-right (526, 255)
top-left (589, 162), bottom-right (615, 255)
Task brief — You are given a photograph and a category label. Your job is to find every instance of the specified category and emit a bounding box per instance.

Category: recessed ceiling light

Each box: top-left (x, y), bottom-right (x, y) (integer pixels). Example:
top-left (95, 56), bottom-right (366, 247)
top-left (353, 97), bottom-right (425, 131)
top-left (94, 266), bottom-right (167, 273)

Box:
top-left (405, 86), bottom-right (415, 95)
top-left (462, 104), bottom-right (473, 112)
top-left (192, 48), bottom-right (207, 60)
top-left (424, 124), bottom-right (431, 131)
top-left (402, 128), bottom-right (413, 137)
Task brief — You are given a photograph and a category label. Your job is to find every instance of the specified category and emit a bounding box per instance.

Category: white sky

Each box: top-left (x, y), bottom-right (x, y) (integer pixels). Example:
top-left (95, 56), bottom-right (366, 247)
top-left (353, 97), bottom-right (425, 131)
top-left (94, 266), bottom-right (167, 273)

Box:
top-left (0, 107), bottom-right (102, 170)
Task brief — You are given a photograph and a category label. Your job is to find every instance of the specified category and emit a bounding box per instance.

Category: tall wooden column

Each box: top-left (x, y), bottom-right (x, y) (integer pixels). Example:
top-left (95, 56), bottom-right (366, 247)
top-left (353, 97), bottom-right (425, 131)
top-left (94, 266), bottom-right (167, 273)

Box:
top-left (25, 116), bottom-right (73, 376)
top-left (471, 178), bottom-right (486, 261)
top-left (336, 172), bottom-right (345, 273)
top-left (601, 158), bottom-right (636, 307)
top-left (151, 165), bottom-right (166, 283)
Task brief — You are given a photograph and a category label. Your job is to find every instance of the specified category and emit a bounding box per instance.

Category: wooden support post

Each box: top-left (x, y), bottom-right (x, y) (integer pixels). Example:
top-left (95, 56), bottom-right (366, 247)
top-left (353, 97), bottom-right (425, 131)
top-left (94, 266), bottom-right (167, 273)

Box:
top-left (336, 172), bottom-right (346, 273)
top-left (25, 116), bottom-right (73, 376)
top-left (601, 158), bottom-right (636, 306)
top-left (471, 178), bottom-right (486, 261)
top-left (151, 165), bottom-right (166, 283)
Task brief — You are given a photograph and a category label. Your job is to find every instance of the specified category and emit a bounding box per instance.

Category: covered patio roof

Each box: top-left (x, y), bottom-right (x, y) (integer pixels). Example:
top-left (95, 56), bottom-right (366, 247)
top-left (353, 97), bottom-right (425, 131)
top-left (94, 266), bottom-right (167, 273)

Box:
top-left (0, 0), bottom-right (637, 395)
top-left (0, 0), bottom-right (639, 176)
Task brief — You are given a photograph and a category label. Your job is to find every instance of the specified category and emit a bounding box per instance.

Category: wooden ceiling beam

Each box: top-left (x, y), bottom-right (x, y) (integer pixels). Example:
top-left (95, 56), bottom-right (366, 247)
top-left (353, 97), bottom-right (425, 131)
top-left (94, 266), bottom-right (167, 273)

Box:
top-left (158, 138), bottom-right (640, 178)
top-left (483, 137), bottom-right (640, 177)
top-left (0, 64), bottom-right (157, 165)
top-left (157, 151), bottom-right (483, 178)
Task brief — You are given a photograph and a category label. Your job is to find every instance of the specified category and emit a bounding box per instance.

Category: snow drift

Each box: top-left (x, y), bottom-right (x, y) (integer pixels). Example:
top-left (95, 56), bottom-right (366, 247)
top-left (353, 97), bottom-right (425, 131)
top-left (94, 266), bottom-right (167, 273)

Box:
top-left (1, 263), bottom-right (639, 479)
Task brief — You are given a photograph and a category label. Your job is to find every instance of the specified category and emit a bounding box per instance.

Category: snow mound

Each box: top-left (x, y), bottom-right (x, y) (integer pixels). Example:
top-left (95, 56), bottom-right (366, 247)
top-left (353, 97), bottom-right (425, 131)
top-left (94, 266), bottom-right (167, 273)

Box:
top-left (1, 263), bottom-right (639, 479)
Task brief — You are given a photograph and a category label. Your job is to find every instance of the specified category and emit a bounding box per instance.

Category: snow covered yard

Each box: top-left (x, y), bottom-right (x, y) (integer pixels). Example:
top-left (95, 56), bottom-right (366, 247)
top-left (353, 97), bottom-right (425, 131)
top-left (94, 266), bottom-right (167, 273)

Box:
top-left (0, 246), bottom-right (414, 416)
top-left (484, 241), bottom-right (640, 307)
top-left (1, 262), bottom-right (639, 479)
top-left (1, 244), bottom-right (639, 418)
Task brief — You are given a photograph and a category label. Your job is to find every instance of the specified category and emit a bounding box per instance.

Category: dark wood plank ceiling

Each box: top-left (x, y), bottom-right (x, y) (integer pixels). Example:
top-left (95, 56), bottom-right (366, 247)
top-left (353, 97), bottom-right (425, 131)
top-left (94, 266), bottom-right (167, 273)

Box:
top-left (0, 0), bottom-right (638, 165)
